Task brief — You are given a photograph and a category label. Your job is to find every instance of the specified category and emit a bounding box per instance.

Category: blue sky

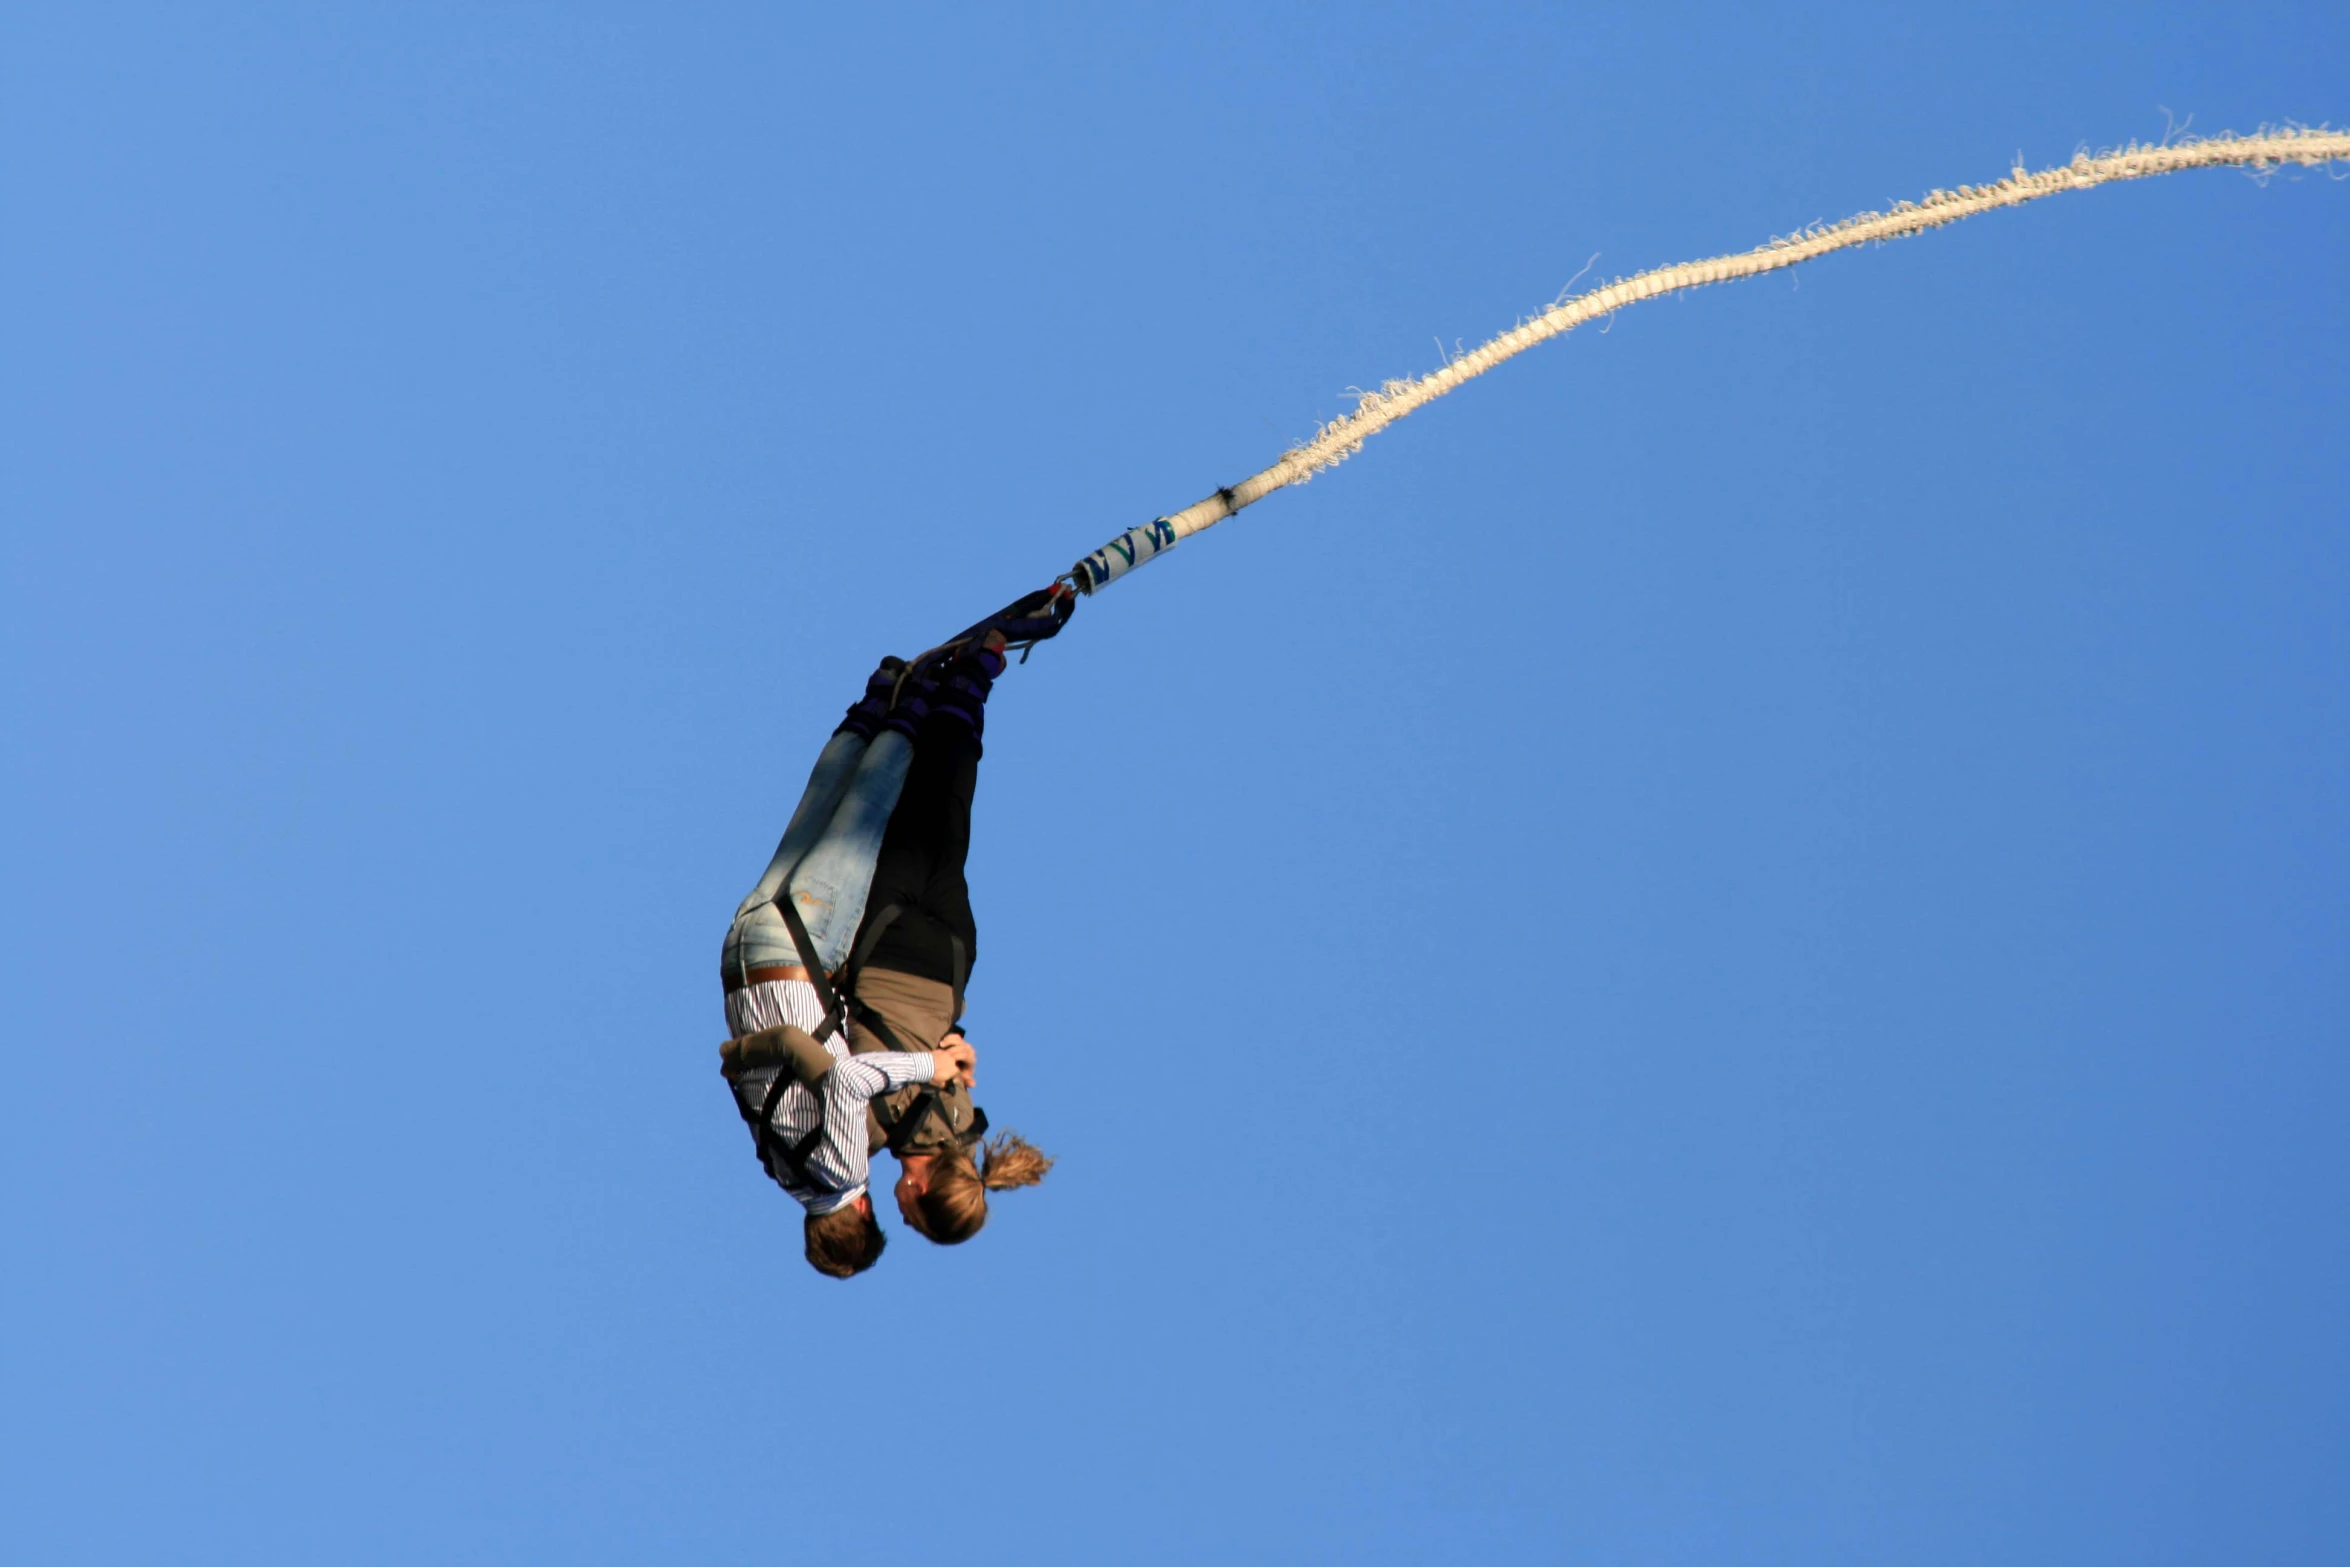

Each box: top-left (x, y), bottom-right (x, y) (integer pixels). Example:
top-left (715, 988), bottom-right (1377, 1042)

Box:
top-left (6, 4), bottom-right (2346, 1562)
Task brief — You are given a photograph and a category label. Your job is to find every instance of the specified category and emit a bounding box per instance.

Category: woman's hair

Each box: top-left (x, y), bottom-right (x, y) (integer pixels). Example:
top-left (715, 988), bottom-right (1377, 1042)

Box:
top-left (909, 1132), bottom-right (1054, 1245)
top-left (804, 1203), bottom-right (887, 1278)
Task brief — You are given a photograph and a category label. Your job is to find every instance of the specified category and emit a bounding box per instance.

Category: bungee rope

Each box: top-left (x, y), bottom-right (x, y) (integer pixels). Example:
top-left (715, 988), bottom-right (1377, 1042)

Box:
top-left (1059, 126), bottom-right (2348, 597)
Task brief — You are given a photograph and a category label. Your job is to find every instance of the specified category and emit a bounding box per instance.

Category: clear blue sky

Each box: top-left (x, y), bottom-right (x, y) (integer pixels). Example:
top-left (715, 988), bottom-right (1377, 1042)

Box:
top-left (7, 4), bottom-right (2346, 1562)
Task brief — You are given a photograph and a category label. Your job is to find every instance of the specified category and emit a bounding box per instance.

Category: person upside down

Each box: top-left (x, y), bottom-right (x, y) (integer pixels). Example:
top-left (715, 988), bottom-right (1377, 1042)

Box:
top-left (719, 585), bottom-right (1073, 1278)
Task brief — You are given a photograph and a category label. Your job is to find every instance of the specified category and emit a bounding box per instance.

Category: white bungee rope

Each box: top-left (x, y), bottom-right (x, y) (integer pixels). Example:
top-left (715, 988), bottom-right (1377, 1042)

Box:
top-left (1065, 127), bottom-right (2348, 595)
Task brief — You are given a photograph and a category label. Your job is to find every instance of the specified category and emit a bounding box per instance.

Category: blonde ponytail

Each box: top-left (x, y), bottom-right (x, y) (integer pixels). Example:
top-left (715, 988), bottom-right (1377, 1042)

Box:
top-left (979, 1132), bottom-right (1054, 1191)
top-left (910, 1132), bottom-right (1054, 1244)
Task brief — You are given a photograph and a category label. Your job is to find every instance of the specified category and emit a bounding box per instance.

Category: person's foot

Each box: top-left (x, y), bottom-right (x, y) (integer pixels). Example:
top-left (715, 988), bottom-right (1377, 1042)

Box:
top-left (877, 664), bottom-right (938, 742)
top-left (835, 655), bottom-right (909, 738)
top-left (928, 646), bottom-right (1003, 740)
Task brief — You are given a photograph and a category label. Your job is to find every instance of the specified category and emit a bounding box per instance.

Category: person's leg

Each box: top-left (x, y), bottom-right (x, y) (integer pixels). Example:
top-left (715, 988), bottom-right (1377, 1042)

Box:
top-left (855, 647), bottom-right (1000, 988)
top-left (735, 731), bottom-right (864, 907)
top-left (734, 657), bottom-right (908, 904)
top-left (779, 728), bottom-right (916, 970)
top-left (722, 660), bottom-right (906, 983)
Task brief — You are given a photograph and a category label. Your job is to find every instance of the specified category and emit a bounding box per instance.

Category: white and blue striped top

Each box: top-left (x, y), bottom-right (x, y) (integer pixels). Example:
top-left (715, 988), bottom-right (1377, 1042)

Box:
top-left (725, 978), bottom-right (938, 1215)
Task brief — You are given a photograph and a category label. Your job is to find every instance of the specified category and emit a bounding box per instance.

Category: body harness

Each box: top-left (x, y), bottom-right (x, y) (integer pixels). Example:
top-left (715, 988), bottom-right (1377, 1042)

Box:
top-left (733, 888), bottom-right (986, 1196)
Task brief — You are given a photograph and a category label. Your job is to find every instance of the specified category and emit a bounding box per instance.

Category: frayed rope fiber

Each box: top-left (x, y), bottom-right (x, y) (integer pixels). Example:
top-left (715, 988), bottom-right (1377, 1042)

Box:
top-left (1070, 127), bottom-right (2349, 592)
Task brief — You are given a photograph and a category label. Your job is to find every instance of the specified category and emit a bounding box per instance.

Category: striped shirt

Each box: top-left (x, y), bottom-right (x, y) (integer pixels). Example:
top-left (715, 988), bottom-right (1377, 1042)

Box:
top-left (725, 977), bottom-right (937, 1215)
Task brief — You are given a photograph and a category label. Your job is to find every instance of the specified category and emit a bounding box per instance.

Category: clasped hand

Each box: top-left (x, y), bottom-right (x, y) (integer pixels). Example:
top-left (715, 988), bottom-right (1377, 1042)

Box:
top-left (930, 1031), bottom-right (976, 1088)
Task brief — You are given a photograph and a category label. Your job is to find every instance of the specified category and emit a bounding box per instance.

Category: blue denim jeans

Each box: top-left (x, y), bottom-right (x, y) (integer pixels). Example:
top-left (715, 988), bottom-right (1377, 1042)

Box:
top-left (722, 727), bottom-right (914, 986)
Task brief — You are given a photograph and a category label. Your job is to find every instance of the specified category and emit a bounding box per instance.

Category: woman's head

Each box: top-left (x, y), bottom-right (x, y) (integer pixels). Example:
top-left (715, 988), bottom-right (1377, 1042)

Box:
top-left (803, 1195), bottom-right (887, 1278)
top-left (898, 1133), bottom-right (1054, 1244)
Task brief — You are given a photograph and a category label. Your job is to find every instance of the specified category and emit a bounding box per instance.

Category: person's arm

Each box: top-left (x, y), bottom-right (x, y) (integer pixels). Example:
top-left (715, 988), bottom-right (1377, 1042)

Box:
top-left (827, 1051), bottom-right (930, 1104)
top-left (719, 1024), bottom-right (834, 1085)
top-left (826, 1037), bottom-right (975, 1104)
top-left (796, 1040), bottom-right (975, 1200)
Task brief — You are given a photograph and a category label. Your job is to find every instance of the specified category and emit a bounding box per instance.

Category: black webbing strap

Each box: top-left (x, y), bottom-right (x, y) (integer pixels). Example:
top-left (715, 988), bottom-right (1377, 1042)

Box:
top-left (882, 1086), bottom-right (939, 1153)
top-left (737, 1066), bottom-right (837, 1194)
top-left (757, 890), bottom-right (911, 1193)
top-left (738, 1057), bottom-right (851, 1195)
top-left (884, 1095), bottom-right (987, 1158)
top-left (835, 903), bottom-right (919, 1056)
top-left (773, 891), bottom-right (850, 1043)
top-left (770, 1120), bottom-right (834, 1192)
top-left (839, 903), bottom-right (902, 1002)
top-left (754, 1069), bottom-right (791, 1136)
top-left (771, 889), bottom-right (985, 1158)
top-left (839, 939), bottom-right (936, 1151)
top-left (742, 885), bottom-right (855, 1192)
top-left (849, 993), bottom-right (911, 1053)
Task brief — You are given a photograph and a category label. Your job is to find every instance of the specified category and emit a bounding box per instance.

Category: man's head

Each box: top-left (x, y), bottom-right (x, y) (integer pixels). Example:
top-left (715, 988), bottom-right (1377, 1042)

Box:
top-left (896, 1133), bottom-right (1054, 1244)
top-left (803, 1193), bottom-right (887, 1278)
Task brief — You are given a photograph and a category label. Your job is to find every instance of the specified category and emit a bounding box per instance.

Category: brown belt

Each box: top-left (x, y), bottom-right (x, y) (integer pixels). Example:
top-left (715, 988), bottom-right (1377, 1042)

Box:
top-left (724, 963), bottom-right (823, 994)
